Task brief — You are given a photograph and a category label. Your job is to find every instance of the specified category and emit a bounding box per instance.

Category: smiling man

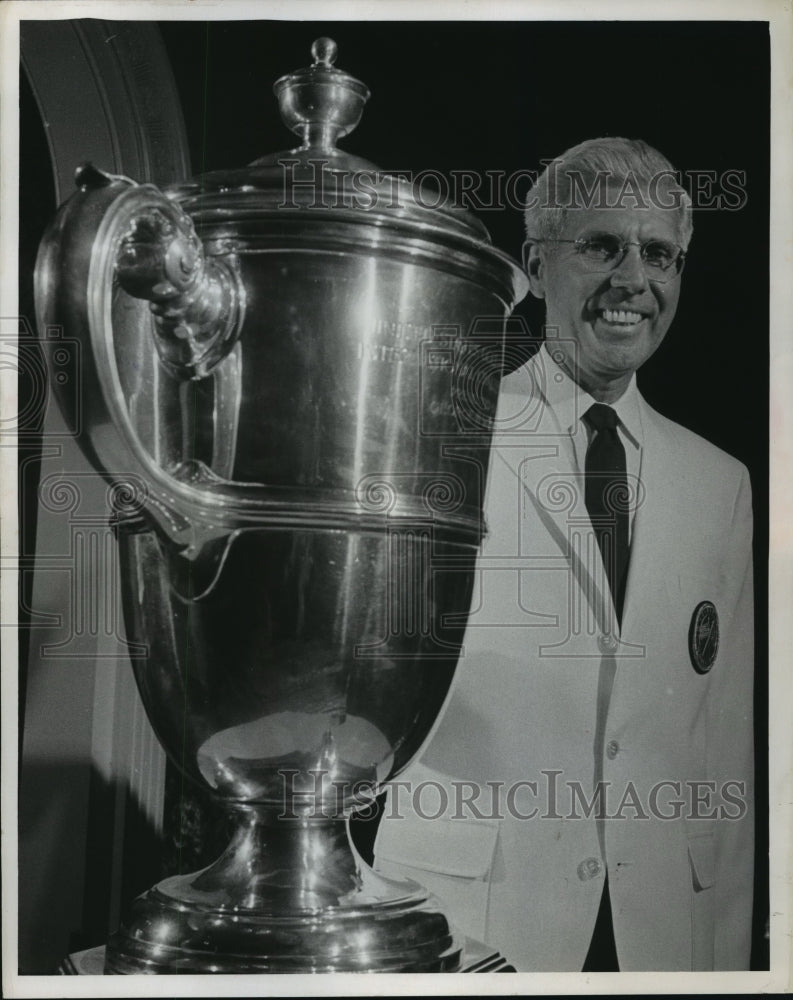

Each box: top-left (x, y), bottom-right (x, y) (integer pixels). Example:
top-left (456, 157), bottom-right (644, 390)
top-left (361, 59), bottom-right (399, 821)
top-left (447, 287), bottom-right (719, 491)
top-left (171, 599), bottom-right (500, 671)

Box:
top-left (373, 138), bottom-right (755, 972)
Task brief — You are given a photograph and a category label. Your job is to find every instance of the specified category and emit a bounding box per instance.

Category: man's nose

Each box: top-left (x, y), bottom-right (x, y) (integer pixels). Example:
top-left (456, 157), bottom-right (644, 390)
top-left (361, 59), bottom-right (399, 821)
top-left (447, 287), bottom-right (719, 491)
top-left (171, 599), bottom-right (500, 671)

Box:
top-left (610, 245), bottom-right (648, 293)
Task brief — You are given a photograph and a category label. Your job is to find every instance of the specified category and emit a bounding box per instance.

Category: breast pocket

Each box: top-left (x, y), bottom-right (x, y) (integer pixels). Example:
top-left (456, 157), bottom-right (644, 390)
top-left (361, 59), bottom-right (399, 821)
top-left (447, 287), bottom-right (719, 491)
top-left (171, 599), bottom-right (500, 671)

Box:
top-left (373, 813), bottom-right (500, 943)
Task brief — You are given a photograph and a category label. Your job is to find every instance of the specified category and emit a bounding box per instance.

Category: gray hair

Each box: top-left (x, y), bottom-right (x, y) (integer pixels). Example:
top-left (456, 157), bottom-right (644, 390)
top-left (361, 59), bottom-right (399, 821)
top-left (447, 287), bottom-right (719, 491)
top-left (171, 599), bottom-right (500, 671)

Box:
top-left (524, 137), bottom-right (693, 249)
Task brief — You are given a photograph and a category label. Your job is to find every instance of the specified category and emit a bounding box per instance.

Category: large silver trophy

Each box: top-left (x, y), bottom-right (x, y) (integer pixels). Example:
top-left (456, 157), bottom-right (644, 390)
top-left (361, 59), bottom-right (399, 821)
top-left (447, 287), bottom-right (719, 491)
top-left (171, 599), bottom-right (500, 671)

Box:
top-left (35, 39), bottom-right (527, 973)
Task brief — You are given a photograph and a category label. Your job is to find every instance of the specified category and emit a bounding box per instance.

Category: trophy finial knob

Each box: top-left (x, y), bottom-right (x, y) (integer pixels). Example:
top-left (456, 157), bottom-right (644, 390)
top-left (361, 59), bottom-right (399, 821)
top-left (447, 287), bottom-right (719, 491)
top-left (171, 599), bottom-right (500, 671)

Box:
top-left (311, 37), bottom-right (338, 67)
top-left (273, 39), bottom-right (370, 152)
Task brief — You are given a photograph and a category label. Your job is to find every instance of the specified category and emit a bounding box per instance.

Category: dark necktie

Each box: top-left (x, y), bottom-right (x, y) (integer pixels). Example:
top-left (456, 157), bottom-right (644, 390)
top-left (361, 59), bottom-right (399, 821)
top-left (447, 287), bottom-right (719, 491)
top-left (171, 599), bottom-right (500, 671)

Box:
top-left (583, 403), bottom-right (630, 626)
top-left (582, 401), bottom-right (627, 972)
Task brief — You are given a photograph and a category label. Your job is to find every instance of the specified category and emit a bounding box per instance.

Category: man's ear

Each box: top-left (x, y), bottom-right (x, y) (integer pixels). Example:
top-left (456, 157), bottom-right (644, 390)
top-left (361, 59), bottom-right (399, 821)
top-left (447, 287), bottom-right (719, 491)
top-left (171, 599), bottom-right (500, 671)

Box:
top-left (523, 241), bottom-right (546, 300)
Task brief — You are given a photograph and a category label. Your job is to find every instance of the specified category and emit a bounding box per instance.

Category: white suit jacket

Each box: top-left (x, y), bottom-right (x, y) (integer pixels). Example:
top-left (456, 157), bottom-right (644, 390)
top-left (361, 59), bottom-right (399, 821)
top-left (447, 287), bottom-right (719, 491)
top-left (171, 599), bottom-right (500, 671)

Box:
top-left (373, 347), bottom-right (754, 971)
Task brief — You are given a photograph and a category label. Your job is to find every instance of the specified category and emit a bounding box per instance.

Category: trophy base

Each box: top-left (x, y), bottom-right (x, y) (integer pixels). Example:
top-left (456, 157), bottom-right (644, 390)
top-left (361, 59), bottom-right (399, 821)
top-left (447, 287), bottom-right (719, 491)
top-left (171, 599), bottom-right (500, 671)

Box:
top-left (104, 880), bottom-right (462, 974)
top-left (63, 939), bottom-right (512, 974)
top-left (104, 814), bottom-right (463, 974)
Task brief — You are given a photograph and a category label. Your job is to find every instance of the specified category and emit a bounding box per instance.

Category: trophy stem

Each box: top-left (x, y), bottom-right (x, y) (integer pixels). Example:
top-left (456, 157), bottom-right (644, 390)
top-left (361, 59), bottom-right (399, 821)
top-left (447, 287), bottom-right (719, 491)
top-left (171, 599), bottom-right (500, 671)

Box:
top-left (188, 808), bottom-right (362, 907)
top-left (105, 805), bottom-right (462, 974)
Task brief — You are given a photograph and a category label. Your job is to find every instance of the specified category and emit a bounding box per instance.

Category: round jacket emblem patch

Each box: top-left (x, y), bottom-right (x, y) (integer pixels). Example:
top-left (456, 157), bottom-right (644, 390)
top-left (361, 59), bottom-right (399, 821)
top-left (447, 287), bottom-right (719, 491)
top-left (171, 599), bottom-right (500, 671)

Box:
top-left (689, 601), bottom-right (719, 673)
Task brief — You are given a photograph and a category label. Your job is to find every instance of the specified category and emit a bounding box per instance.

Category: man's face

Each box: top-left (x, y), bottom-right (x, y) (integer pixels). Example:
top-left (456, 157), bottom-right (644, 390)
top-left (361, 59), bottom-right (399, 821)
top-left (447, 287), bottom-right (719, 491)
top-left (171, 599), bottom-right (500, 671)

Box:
top-left (527, 195), bottom-right (685, 394)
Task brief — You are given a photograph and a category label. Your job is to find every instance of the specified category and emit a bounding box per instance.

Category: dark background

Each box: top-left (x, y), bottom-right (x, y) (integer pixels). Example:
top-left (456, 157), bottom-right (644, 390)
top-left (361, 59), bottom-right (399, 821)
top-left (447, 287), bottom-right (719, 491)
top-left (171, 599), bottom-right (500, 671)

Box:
top-left (20, 18), bottom-right (770, 970)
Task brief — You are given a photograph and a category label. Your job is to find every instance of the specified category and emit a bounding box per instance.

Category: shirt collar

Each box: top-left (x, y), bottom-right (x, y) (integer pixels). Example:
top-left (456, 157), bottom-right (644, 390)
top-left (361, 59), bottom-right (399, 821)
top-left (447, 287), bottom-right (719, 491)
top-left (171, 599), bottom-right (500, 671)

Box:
top-left (540, 342), bottom-right (643, 450)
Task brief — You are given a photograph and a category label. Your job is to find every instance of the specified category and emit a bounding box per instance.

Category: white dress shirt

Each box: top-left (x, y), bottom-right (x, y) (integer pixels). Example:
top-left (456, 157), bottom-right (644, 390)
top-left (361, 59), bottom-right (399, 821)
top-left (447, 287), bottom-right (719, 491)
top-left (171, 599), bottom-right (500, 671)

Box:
top-left (539, 341), bottom-right (644, 541)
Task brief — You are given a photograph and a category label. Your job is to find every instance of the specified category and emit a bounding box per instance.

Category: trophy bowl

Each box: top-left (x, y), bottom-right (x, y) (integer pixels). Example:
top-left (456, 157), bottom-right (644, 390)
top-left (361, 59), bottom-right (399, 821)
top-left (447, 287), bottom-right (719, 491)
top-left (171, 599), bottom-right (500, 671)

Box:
top-left (34, 38), bottom-right (528, 973)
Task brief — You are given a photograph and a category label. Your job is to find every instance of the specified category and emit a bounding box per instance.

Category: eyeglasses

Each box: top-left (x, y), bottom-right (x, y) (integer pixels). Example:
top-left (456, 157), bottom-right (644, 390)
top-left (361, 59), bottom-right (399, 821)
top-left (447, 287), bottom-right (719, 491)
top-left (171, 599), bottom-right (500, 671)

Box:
top-left (525, 233), bottom-right (686, 283)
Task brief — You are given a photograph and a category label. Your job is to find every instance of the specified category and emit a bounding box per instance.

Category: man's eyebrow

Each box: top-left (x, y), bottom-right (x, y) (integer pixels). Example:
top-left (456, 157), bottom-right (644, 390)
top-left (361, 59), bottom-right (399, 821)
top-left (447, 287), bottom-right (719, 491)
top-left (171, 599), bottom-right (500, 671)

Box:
top-left (573, 227), bottom-right (678, 243)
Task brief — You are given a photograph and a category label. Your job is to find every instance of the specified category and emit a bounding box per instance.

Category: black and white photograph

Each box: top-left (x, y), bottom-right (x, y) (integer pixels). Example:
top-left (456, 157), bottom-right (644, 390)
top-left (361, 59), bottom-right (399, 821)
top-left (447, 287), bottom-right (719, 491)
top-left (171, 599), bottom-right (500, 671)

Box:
top-left (2, 1), bottom-right (791, 995)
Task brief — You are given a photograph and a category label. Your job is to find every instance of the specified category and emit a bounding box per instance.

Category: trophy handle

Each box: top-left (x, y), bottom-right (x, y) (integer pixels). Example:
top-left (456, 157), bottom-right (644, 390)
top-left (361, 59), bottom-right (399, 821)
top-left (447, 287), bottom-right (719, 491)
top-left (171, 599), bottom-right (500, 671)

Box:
top-left (112, 173), bottom-right (245, 381)
top-left (35, 164), bottom-right (246, 545)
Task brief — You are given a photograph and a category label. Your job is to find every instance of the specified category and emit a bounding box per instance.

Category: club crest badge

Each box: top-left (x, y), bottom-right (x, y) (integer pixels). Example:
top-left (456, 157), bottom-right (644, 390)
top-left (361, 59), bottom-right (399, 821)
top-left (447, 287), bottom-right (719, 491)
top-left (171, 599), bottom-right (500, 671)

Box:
top-left (689, 601), bottom-right (719, 673)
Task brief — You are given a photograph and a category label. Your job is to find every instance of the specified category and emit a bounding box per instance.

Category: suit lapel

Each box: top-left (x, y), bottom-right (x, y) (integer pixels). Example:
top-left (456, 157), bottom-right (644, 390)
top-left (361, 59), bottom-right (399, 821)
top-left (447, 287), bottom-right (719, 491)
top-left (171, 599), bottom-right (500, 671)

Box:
top-left (492, 352), bottom-right (613, 635)
top-left (620, 397), bottom-right (678, 633)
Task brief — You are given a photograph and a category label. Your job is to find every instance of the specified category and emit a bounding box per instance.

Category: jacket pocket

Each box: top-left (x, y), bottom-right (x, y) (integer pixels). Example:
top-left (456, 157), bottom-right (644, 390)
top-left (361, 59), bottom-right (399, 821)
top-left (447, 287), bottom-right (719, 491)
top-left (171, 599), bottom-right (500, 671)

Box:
top-left (374, 814), bottom-right (500, 941)
top-left (375, 814), bottom-right (499, 877)
top-left (688, 831), bottom-right (715, 969)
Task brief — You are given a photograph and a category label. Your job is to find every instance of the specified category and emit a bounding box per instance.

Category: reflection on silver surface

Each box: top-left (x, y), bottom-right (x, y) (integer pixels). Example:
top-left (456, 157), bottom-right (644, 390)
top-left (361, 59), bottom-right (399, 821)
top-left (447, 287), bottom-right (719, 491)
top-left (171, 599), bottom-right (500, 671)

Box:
top-left (118, 525), bottom-right (475, 810)
top-left (35, 37), bottom-right (528, 973)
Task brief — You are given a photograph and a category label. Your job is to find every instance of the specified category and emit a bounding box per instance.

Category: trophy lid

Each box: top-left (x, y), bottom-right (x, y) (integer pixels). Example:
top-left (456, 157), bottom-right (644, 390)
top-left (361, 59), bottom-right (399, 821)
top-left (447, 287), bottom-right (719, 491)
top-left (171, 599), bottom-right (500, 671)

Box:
top-left (169, 38), bottom-right (528, 304)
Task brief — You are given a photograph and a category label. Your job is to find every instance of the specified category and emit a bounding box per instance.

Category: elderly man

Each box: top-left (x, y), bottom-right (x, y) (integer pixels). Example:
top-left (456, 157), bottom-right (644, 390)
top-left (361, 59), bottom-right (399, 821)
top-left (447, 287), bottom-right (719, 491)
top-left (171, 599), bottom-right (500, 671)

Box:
top-left (372, 137), bottom-right (754, 971)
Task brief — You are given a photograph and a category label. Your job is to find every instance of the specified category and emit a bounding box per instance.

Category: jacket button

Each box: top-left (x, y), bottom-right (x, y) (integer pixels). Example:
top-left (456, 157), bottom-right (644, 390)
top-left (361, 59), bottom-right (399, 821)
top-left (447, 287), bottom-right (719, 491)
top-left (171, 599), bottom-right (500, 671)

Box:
top-left (606, 739), bottom-right (620, 759)
top-left (577, 857), bottom-right (602, 881)
top-left (598, 632), bottom-right (618, 654)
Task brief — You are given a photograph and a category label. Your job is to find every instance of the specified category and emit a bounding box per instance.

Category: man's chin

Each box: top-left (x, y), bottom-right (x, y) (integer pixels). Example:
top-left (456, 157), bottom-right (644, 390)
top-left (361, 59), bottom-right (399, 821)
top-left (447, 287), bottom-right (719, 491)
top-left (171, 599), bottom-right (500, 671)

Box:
top-left (584, 342), bottom-right (653, 384)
